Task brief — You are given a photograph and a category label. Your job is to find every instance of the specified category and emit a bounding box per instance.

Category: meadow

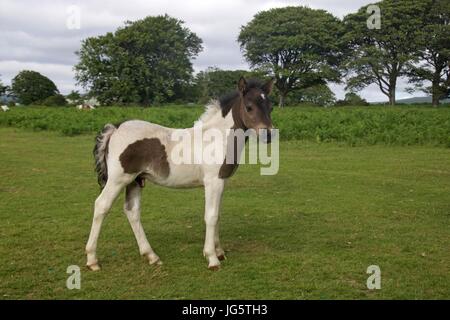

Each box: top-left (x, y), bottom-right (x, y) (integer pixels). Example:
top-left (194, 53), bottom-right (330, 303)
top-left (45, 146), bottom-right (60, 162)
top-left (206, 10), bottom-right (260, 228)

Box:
top-left (0, 105), bottom-right (449, 299)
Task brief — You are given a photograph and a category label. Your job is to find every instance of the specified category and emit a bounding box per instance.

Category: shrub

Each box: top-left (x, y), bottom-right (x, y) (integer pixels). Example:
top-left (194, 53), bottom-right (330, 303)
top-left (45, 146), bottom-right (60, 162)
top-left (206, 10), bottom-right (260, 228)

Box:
top-left (0, 105), bottom-right (449, 147)
top-left (40, 94), bottom-right (68, 107)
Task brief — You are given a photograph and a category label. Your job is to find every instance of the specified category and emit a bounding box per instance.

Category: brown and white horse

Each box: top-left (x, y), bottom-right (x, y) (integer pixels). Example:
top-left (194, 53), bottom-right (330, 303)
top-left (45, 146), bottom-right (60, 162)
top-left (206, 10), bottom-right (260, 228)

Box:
top-left (85, 77), bottom-right (275, 271)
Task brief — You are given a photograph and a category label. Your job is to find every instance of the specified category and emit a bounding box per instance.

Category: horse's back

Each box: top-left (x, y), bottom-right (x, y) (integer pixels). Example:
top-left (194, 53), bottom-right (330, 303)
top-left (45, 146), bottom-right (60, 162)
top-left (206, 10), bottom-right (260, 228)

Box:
top-left (117, 120), bottom-right (170, 136)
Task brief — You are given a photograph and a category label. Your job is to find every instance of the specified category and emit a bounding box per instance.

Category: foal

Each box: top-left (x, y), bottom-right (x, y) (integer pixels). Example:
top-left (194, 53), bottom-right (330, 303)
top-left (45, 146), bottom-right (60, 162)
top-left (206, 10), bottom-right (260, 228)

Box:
top-left (85, 77), bottom-right (274, 270)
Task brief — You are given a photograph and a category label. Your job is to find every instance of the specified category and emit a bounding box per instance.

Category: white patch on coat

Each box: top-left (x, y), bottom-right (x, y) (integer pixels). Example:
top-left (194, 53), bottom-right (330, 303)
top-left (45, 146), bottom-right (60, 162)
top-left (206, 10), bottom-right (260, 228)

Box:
top-left (261, 93), bottom-right (266, 100)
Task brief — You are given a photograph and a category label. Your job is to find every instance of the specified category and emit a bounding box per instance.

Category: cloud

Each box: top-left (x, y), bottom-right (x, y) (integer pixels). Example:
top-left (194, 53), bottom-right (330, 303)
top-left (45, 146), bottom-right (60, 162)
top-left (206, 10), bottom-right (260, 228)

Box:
top-left (0, 0), bottom-right (425, 101)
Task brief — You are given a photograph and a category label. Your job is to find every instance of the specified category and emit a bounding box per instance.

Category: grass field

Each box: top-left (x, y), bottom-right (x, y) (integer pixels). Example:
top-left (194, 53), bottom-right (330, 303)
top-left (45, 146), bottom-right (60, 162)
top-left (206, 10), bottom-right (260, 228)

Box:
top-left (0, 126), bottom-right (449, 299)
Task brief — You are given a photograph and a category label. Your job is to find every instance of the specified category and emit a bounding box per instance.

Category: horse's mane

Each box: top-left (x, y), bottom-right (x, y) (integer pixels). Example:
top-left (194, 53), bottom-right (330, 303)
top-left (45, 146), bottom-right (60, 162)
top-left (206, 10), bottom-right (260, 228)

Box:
top-left (219, 79), bottom-right (265, 117)
top-left (196, 100), bottom-right (222, 125)
top-left (196, 79), bottom-right (266, 126)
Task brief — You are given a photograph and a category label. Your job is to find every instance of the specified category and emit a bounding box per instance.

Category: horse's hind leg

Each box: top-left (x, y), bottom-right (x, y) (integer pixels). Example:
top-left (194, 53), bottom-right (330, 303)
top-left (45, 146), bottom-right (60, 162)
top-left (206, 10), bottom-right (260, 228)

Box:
top-left (85, 180), bottom-right (124, 271)
top-left (124, 181), bottom-right (161, 265)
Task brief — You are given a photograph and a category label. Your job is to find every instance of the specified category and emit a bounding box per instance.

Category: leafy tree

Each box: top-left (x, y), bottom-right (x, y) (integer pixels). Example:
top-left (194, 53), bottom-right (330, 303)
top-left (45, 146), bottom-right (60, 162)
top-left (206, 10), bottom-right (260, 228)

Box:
top-left (343, 0), bottom-right (429, 105)
top-left (299, 84), bottom-right (336, 107)
top-left (11, 70), bottom-right (59, 105)
top-left (40, 94), bottom-right (68, 106)
top-left (66, 90), bottom-right (83, 105)
top-left (0, 76), bottom-right (8, 97)
top-left (193, 67), bottom-right (263, 103)
top-left (238, 6), bottom-right (344, 107)
top-left (407, 0), bottom-right (450, 106)
top-left (335, 92), bottom-right (369, 106)
top-left (75, 15), bottom-right (202, 105)
top-left (271, 84), bottom-right (336, 107)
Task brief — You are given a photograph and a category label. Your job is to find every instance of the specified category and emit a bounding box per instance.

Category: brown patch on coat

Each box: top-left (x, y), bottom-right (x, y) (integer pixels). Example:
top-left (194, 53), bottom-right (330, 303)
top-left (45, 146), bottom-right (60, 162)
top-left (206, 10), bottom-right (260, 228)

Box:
top-left (219, 162), bottom-right (239, 179)
top-left (119, 138), bottom-right (170, 178)
top-left (219, 131), bottom-right (247, 179)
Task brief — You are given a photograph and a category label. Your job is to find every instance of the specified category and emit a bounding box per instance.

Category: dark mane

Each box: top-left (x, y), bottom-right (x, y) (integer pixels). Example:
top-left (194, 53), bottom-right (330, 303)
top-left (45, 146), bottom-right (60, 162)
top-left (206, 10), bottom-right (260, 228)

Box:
top-left (219, 79), bottom-right (265, 117)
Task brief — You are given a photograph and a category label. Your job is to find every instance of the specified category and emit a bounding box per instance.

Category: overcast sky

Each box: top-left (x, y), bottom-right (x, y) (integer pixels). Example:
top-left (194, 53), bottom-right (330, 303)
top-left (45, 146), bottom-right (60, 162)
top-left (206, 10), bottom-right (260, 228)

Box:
top-left (0, 0), bottom-right (423, 102)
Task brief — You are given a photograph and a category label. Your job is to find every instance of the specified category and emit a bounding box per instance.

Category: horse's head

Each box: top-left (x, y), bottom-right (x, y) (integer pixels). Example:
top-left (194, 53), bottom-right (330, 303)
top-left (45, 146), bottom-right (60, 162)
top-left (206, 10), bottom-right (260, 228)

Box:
top-left (236, 77), bottom-right (275, 143)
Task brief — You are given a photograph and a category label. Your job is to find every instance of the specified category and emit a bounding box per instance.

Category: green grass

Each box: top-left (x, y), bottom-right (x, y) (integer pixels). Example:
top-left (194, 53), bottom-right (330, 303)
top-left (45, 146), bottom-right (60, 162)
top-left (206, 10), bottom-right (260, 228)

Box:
top-left (0, 127), bottom-right (449, 299)
top-left (1, 105), bottom-right (450, 146)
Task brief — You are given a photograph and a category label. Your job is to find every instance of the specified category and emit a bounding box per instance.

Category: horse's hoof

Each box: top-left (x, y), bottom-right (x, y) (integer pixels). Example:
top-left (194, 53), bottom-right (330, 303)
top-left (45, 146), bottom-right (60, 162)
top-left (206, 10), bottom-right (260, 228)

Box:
top-left (150, 259), bottom-right (163, 266)
top-left (146, 254), bottom-right (162, 266)
top-left (87, 263), bottom-right (101, 271)
top-left (217, 254), bottom-right (226, 261)
top-left (208, 265), bottom-right (220, 271)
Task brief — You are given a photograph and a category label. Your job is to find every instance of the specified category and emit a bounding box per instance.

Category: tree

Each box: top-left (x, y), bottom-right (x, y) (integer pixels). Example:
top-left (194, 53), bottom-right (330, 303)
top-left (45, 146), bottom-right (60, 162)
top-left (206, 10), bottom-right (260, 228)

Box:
top-left (279, 84), bottom-right (336, 106)
top-left (11, 70), bottom-right (59, 105)
top-left (299, 84), bottom-right (336, 107)
top-left (343, 0), bottom-right (429, 106)
top-left (40, 94), bottom-right (67, 106)
top-left (407, 0), bottom-right (450, 106)
top-left (75, 15), bottom-right (202, 105)
top-left (335, 92), bottom-right (369, 106)
top-left (66, 90), bottom-right (82, 105)
top-left (0, 76), bottom-right (8, 97)
top-left (193, 67), bottom-right (263, 103)
top-left (238, 6), bottom-right (344, 107)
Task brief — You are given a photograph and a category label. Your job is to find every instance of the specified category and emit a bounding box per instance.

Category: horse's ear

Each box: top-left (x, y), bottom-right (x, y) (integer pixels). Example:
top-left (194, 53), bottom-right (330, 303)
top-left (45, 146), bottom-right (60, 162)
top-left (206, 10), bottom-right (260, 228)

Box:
top-left (262, 78), bottom-right (274, 95)
top-left (238, 76), bottom-right (247, 93)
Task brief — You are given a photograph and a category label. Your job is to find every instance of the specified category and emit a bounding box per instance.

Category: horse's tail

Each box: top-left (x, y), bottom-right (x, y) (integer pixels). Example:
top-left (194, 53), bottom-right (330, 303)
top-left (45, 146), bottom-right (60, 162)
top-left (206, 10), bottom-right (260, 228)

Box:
top-left (93, 123), bottom-right (117, 188)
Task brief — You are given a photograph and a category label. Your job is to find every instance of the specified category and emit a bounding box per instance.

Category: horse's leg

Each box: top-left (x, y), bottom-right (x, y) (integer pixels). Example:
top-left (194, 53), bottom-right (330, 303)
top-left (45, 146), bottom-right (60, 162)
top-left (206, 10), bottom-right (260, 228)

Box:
top-left (203, 177), bottom-right (225, 270)
top-left (124, 181), bottom-right (161, 265)
top-left (215, 221), bottom-right (226, 261)
top-left (85, 179), bottom-right (124, 271)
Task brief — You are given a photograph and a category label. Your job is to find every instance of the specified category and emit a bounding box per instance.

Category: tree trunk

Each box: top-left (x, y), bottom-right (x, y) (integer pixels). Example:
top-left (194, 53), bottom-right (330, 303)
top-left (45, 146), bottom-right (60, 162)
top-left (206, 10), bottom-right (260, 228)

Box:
top-left (431, 93), bottom-right (440, 107)
top-left (388, 78), bottom-right (396, 106)
top-left (388, 71), bottom-right (397, 106)
top-left (388, 90), bottom-right (396, 106)
top-left (431, 76), bottom-right (441, 107)
top-left (278, 92), bottom-right (287, 108)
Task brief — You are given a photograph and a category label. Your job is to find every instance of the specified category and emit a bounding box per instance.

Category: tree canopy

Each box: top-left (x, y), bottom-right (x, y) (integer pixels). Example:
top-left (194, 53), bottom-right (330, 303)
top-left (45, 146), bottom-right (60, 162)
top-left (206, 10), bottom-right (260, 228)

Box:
top-left (407, 0), bottom-right (450, 106)
top-left (193, 67), bottom-right (264, 104)
top-left (75, 15), bottom-right (202, 105)
top-left (343, 0), bottom-right (429, 105)
top-left (0, 76), bottom-right (8, 97)
top-left (238, 6), bottom-right (344, 107)
top-left (11, 70), bottom-right (59, 105)
top-left (66, 90), bottom-right (83, 105)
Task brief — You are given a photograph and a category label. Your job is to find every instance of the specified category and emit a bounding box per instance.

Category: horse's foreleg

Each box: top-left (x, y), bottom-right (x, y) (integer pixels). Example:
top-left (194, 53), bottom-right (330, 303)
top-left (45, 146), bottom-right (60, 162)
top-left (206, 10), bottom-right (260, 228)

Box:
top-left (85, 180), bottom-right (123, 271)
top-left (214, 223), bottom-right (226, 261)
top-left (124, 182), bottom-right (161, 265)
top-left (203, 177), bottom-right (224, 270)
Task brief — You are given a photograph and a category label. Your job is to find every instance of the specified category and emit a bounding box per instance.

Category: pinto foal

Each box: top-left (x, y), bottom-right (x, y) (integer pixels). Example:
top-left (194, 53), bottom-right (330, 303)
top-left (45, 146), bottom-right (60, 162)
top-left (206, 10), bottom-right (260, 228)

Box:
top-left (85, 77), bottom-right (274, 270)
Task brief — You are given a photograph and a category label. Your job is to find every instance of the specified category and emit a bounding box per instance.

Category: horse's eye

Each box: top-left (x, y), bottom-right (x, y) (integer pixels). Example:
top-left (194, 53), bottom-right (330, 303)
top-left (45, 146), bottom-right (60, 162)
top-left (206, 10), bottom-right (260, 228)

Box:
top-left (246, 105), bottom-right (253, 112)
